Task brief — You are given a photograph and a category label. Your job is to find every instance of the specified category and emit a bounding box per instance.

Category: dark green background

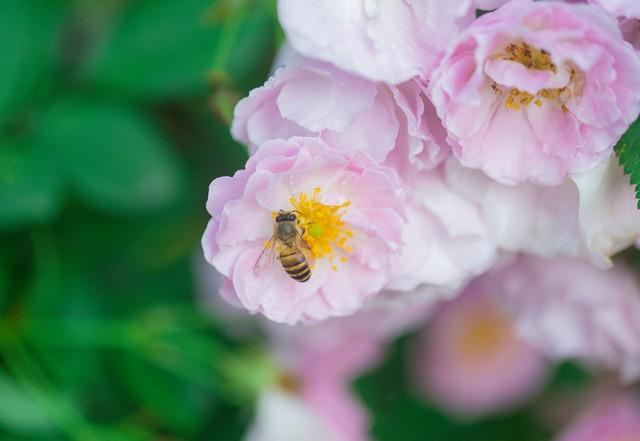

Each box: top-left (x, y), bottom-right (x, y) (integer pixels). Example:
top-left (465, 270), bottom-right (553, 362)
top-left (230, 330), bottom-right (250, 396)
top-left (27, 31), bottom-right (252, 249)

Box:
top-left (0, 1), bottom-right (268, 439)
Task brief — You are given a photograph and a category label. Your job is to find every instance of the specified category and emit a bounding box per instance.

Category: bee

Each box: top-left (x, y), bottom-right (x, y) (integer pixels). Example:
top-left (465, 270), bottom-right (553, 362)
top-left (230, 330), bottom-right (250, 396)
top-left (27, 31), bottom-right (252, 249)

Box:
top-left (254, 210), bottom-right (313, 282)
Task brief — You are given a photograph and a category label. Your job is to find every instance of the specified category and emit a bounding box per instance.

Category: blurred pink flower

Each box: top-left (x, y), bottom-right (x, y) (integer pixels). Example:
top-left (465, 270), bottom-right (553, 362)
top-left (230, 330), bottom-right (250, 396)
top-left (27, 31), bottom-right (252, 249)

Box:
top-left (277, 0), bottom-right (509, 84)
top-left (444, 156), bottom-right (640, 267)
top-left (246, 301), bottom-right (438, 441)
top-left (245, 387), bottom-right (356, 441)
top-left (430, 0), bottom-right (640, 185)
top-left (246, 337), bottom-right (378, 441)
top-left (202, 136), bottom-right (405, 324)
top-left (231, 60), bottom-right (449, 173)
top-left (294, 335), bottom-right (379, 441)
top-left (414, 287), bottom-right (548, 417)
top-left (491, 255), bottom-right (640, 382)
top-left (621, 18), bottom-right (640, 50)
top-left (554, 394), bottom-right (640, 441)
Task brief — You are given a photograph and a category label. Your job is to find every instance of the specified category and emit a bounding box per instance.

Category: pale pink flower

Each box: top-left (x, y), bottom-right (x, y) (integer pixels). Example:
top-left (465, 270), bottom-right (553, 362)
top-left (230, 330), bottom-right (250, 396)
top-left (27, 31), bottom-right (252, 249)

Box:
top-left (277, 0), bottom-right (510, 84)
top-left (444, 156), bottom-right (640, 267)
top-left (554, 394), bottom-right (640, 441)
top-left (202, 137), bottom-right (405, 324)
top-left (575, 0), bottom-right (640, 49)
top-left (231, 60), bottom-right (449, 173)
top-left (588, 0), bottom-right (640, 19)
top-left (386, 168), bottom-right (497, 292)
top-left (492, 255), bottom-right (640, 382)
top-left (430, 0), bottom-right (640, 185)
top-left (414, 287), bottom-right (548, 417)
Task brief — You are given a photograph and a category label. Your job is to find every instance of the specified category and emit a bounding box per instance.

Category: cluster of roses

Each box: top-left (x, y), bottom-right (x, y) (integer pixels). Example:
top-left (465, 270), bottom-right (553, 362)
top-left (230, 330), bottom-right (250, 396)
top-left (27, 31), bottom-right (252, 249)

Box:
top-left (202, 1), bottom-right (640, 440)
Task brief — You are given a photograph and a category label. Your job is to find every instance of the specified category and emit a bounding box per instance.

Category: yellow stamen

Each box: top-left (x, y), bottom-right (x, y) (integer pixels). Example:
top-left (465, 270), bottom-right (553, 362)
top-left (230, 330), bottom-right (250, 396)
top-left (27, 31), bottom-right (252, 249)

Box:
top-left (494, 40), bottom-right (581, 112)
top-left (456, 306), bottom-right (511, 360)
top-left (288, 187), bottom-right (352, 266)
top-left (275, 371), bottom-right (301, 393)
top-left (503, 41), bottom-right (556, 72)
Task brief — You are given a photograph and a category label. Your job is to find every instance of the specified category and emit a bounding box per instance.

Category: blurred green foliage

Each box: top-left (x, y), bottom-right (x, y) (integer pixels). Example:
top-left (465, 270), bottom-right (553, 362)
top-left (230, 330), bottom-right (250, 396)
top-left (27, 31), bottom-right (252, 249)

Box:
top-left (0, 0), bottom-right (274, 439)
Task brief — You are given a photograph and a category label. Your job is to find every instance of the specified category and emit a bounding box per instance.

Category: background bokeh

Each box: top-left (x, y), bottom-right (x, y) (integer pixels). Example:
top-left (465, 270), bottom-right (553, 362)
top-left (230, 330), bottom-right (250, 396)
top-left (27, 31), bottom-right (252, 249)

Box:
top-left (0, 1), bottom-right (612, 440)
top-left (1, 0), bottom-right (269, 439)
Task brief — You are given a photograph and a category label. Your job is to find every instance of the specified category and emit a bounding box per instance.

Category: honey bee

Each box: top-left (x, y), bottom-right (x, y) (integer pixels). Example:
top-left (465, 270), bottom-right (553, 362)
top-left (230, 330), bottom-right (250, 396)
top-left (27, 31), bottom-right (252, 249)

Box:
top-left (254, 210), bottom-right (313, 282)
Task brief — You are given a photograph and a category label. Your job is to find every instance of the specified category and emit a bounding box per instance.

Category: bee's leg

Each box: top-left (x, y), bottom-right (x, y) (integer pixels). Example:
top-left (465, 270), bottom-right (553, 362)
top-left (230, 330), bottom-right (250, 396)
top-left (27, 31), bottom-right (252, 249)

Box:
top-left (296, 219), bottom-right (306, 235)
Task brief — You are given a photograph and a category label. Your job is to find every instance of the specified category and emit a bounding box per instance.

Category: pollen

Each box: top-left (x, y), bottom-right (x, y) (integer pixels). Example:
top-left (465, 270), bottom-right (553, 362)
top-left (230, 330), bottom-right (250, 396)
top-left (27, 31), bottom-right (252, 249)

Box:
top-left (495, 40), bottom-right (581, 113)
top-left (503, 41), bottom-right (556, 73)
top-left (289, 187), bottom-right (352, 264)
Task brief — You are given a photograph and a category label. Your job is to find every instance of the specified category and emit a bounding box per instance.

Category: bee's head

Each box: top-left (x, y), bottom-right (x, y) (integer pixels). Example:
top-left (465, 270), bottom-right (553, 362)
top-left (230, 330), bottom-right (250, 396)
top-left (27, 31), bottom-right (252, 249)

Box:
top-left (275, 210), bottom-right (297, 223)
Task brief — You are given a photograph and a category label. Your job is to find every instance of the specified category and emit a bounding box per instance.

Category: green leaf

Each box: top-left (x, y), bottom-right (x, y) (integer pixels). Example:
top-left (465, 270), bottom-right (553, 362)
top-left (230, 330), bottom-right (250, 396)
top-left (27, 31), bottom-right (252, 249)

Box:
top-left (30, 98), bottom-right (183, 214)
top-left (83, 0), bottom-right (221, 100)
top-left (0, 257), bottom-right (7, 311)
top-left (615, 118), bottom-right (640, 208)
top-left (0, 372), bottom-right (53, 435)
top-left (115, 353), bottom-right (216, 437)
top-left (0, 0), bottom-right (62, 126)
top-left (0, 141), bottom-right (63, 228)
top-left (113, 315), bottom-right (222, 437)
top-left (207, 403), bottom-right (252, 441)
top-left (210, 1), bottom-right (278, 94)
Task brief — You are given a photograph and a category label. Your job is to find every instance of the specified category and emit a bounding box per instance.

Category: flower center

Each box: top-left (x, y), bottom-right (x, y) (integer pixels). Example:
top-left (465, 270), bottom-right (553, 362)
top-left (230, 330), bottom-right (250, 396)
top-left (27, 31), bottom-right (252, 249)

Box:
top-left (289, 187), bottom-right (353, 270)
top-left (504, 41), bottom-right (556, 72)
top-left (455, 307), bottom-right (511, 359)
top-left (275, 371), bottom-right (301, 394)
top-left (492, 40), bottom-right (582, 113)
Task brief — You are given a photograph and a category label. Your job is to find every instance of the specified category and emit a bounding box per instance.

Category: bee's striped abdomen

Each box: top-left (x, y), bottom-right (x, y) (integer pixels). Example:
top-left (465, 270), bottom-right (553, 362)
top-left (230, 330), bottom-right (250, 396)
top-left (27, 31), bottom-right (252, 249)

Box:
top-left (279, 248), bottom-right (311, 283)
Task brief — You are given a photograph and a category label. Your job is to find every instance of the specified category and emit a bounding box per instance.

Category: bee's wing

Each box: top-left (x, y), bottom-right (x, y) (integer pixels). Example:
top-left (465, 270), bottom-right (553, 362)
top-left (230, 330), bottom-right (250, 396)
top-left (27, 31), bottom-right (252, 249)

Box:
top-left (295, 230), bottom-right (315, 268)
top-left (253, 235), bottom-right (278, 277)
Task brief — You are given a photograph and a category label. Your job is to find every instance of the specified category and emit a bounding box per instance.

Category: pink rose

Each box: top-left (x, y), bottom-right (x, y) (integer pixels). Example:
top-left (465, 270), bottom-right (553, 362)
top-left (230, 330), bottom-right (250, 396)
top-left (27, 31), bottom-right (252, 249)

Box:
top-left (588, 0), bottom-right (640, 19)
top-left (413, 287), bottom-right (548, 417)
top-left (232, 59), bottom-right (497, 295)
top-left (245, 388), bottom-right (356, 441)
top-left (386, 168), bottom-right (497, 292)
top-left (202, 137), bottom-right (405, 324)
top-left (247, 335), bottom-right (379, 441)
top-left (444, 143), bottom-right (640, 267)
top-left (554, 394), bottom-right (640, 441)
top-left (248, 303), bottom-right (436, 441)
top-left (430, 0), bottom-right (640, 185)
top-left (277, 0), bottom-right (510, 84)
top-left (492, 255), bottom-right (640, 382)
top-left (232, 60), bottom-right (449, 173)
top-left (294, 336), bottom-right (379, 441)
top-left (577, 0), bottom-right (640, 49)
